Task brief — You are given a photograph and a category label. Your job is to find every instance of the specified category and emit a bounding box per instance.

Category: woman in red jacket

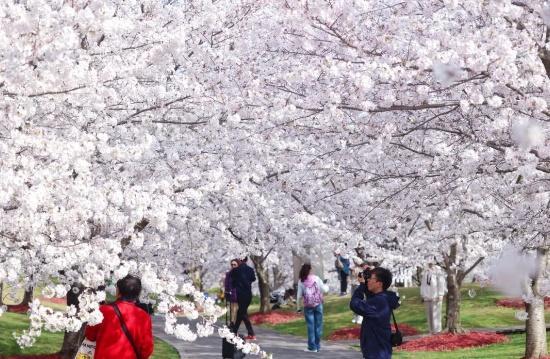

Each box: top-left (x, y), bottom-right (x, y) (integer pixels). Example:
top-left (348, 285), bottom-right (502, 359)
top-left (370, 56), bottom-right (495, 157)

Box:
top-left (85, 275), bottom-right (154, 359)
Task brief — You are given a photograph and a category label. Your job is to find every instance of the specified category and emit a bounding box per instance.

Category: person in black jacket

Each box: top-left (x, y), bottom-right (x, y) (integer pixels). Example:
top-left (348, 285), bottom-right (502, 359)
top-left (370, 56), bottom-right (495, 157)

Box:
top-left (231, 257), bottom-right (257, 339)
top-left (350, 267), bottom-right (400, 359)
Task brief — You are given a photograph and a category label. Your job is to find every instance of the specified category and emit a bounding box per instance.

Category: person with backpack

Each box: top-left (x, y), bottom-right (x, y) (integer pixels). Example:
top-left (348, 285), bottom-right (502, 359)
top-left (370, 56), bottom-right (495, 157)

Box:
top-left (296, 263), bottom-right (329, 353)
top-left (85, 275), bottom-right (154, 359)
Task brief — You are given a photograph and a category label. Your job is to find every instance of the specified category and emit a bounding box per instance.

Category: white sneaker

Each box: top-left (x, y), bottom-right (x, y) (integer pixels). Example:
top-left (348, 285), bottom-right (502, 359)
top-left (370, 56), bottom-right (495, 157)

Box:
top-left (303, 348), bottom-right (318, 353)
top-left (352, 318), bottom-right (357, 324)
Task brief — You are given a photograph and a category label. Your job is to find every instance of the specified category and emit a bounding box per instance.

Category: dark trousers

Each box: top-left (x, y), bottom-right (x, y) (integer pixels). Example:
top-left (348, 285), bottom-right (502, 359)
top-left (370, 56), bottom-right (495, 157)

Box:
top-left (339, 271), bottom-right (348, 294)
top-left (234, 295), bottom-right (254, 336)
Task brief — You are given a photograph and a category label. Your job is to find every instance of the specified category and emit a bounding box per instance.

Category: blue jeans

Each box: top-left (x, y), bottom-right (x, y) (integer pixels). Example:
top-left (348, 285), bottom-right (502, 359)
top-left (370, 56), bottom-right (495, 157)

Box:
top-left (304, 304), bottom-right (323, 351)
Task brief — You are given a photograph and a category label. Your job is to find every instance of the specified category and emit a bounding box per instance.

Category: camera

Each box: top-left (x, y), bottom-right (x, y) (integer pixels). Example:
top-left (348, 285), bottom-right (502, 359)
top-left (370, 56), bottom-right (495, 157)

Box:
top-left (362, 268), bottom-right (372, 280)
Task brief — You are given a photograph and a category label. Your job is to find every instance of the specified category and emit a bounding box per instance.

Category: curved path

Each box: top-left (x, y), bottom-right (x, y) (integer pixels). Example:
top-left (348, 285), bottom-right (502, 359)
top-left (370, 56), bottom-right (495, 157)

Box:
top-left (152, 315), bottom-right (361, 358)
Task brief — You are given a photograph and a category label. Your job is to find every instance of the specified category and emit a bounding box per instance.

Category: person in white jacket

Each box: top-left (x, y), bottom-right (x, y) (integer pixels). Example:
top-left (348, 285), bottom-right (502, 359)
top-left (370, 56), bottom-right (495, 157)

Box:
top-left (296, 263), bottom-right (329, 353)
top-left (420, 263), bottom-right (447, 333)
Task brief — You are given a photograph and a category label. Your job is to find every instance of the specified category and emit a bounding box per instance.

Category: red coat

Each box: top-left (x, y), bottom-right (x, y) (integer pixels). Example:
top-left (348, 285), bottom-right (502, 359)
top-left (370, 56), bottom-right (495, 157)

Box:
top-left (85, 300), bottom-right (154, 359)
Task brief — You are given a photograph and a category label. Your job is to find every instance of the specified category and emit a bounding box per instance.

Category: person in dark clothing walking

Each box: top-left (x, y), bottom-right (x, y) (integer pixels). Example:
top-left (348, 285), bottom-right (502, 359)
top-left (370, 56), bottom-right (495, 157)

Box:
top-left (231, 257), bottom-right (257, 340)
top-left (350, 267), bottom-right (400, 359)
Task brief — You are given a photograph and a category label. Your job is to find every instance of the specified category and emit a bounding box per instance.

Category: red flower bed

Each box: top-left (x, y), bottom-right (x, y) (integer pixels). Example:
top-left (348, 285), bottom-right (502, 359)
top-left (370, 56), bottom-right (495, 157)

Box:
top-left (496, 297), bottom-right (550, 309)
top-left (249, 311), bottom-right (301, 325)
top-left (328, 323), bottom-right (419, 341)
top-left (399, 332), bottom-right (508, 351)
top-left (6, 304), bottom-right (30, 314)
top-left (0, 355), bottom-right (61, 359)
top-left (38, 296), bottom-right (66, 305)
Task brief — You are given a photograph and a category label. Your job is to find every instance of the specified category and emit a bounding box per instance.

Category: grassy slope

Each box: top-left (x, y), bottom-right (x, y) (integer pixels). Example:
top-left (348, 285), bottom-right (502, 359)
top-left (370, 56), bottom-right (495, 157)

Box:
top-left (0, 313), bottom-right (178, 359)
top-left (253, 285), bottom-right (550, 358)
top-left (263, 285), bottom-right (542, 338)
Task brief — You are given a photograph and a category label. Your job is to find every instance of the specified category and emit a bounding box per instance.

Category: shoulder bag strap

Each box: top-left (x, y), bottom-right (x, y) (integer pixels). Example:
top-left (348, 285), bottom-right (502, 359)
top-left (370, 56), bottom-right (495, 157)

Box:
top-left (111, 303), bottom-right (141, 359)
top-left (391, 310), bottom-right (400, 332)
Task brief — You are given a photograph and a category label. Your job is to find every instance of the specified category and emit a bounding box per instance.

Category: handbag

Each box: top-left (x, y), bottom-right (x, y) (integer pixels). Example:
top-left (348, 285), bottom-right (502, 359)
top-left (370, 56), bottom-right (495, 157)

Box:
top-left (111, 303), bottom-right (141, 358)
top-left (222, 301), bottom-right (246, 359)
top-left (390, 310), bottom-right (403, 347)
top-left (74, 338), bottom-right (96, 359)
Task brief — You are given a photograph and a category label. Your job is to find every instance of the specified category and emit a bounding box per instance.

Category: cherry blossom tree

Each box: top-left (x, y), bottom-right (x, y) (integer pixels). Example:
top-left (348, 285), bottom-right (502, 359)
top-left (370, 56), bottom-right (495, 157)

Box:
top-left (0, 0), bottom-right (272, 357)
top-left (229, 0), bottom-right (549, 354)
top-left (2, 0), bottom-right (550, 358)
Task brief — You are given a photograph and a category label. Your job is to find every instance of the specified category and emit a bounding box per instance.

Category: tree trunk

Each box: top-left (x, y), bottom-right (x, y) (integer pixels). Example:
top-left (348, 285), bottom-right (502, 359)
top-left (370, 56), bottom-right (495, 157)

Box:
top-left (59, 284), bottom-right (86, 359)
top-left (525, 247), bottom-right (548, 359)
top-left (21, 287), bottom-right (33, 306)
top-left (191, 266), bottom-right (204, 292)
top-left (445, 270), bottom-right (461, 333)
top-left (250, 255), bottom-right (271, 313)
top-left (443, 243), bottom-right (463, 333)
top-left (441, 241), bottom-right (484, 333)
top-left (0, 282), bottom-right (3, 305)
top-left (271, 265), bottom-right (286, 291)
top-left (414, 266), bottom-right (422, 286)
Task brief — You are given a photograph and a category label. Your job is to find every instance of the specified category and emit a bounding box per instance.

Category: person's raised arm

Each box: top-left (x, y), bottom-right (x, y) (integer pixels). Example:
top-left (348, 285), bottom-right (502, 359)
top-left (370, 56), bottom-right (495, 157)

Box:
top-left (349, 276), bottom-right (385, 318)
top-left (316, 276), bottom-right (329, 294)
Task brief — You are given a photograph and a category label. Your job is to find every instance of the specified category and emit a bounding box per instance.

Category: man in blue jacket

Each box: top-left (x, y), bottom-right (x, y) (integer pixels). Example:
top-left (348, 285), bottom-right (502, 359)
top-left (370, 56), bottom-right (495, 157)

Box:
top-left (231, 257), bottom-right (257, 339)
top-left (350, 267), bottom-right (400, 359)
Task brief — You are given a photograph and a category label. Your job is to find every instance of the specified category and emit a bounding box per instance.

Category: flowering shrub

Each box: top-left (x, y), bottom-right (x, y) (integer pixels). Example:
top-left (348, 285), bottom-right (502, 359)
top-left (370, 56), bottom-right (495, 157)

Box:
top-left (37, 297), bottom-right (66, 306)
top-left (249, 311), bottom-right (301, 325)
top-left (496, 297), bottom-right (550, 309)
top-left (328, 323), bottom-right (419, 341)
top-left (398, 332), bottom-right (508, 351)
top-left (6, 304), bottom-right (30, 314)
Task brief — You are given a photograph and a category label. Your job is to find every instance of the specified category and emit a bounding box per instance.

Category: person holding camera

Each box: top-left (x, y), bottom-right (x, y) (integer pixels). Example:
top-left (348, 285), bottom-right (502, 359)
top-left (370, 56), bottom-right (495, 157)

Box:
top-left (296, 263), bottom-right (329, 353)
top-left (350, 267), bottom-right (400, 359)
top-left (334, 250), bottom-right (351, 296)
top-left (350, 258), bottom-right (370, 324)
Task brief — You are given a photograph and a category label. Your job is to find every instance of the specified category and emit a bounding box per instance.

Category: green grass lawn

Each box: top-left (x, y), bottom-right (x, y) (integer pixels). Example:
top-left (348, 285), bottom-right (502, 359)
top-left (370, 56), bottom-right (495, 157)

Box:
top-left (249, 285), bottom-right (550, 358)
top-left (0, 312), bottom-right (178, 358)
top-left (261, 285), bottom-right (538, 338)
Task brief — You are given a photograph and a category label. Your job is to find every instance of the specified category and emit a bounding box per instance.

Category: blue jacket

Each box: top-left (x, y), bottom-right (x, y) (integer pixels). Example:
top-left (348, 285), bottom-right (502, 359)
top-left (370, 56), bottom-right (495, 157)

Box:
top-left (350, 284), bottom-right (400, 359)
top-left (231, 263), bottom-right (256, 299)
top-left (338, 256), bottom-right (351, 275)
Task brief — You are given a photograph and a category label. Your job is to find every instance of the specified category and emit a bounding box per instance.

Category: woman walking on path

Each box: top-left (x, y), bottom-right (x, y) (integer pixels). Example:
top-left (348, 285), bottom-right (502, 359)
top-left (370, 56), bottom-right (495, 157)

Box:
top-left (296, 263), bottom-right (329, 353)
top-left (224, 259), bottom-right (240, 326)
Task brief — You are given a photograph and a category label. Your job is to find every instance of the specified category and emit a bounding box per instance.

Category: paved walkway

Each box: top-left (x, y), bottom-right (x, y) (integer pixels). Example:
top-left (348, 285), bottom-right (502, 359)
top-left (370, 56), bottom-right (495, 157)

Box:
top-left (152, 315), bottom-right (361, 358)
